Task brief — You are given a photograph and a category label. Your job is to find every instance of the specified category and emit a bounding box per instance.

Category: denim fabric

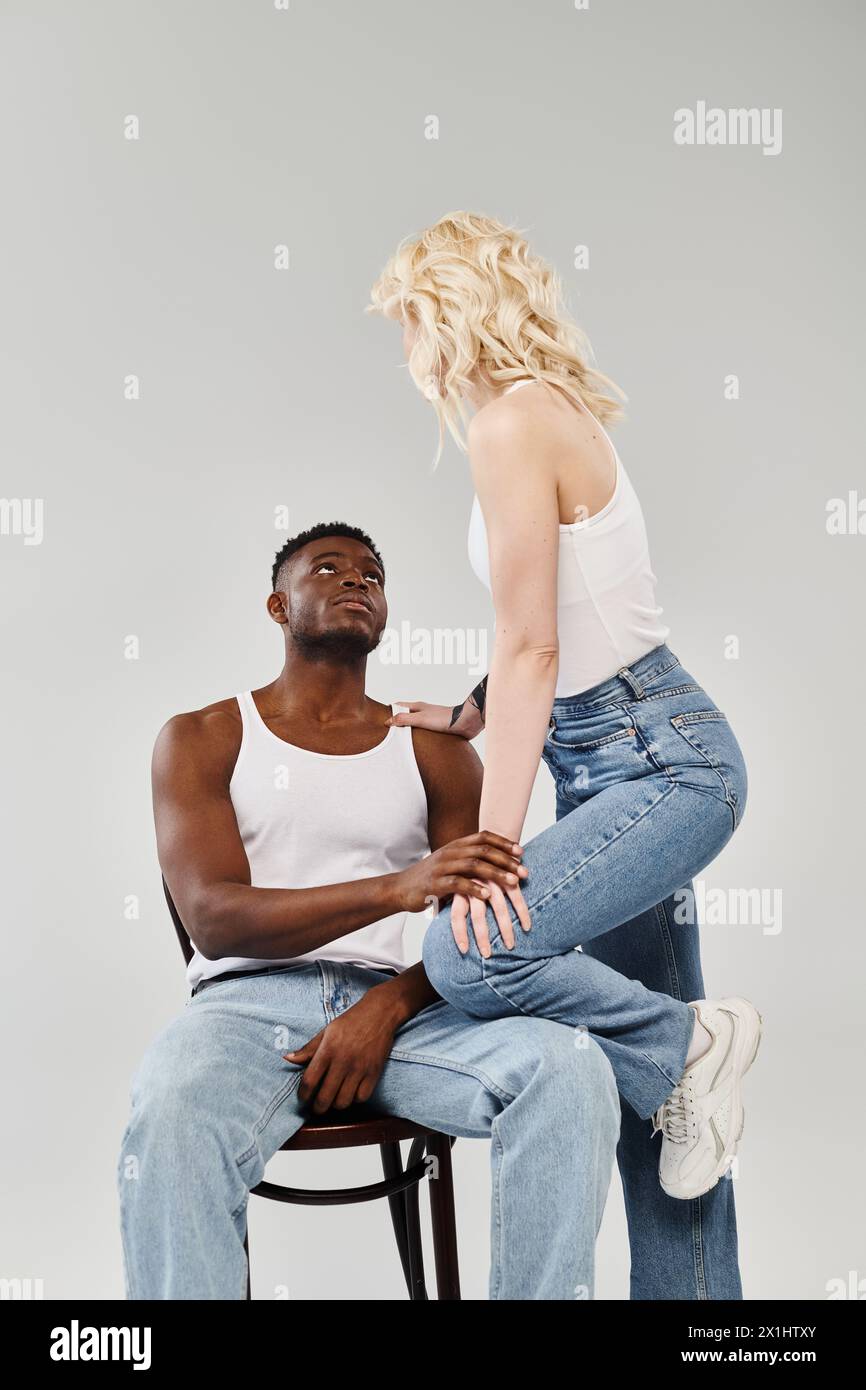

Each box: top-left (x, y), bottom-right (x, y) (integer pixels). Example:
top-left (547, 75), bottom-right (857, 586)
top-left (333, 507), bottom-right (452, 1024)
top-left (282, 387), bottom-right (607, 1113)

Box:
top-left (117, 961), bottom-right (620, 1300)
top-left (421, 642), bottom-right (748, 1298)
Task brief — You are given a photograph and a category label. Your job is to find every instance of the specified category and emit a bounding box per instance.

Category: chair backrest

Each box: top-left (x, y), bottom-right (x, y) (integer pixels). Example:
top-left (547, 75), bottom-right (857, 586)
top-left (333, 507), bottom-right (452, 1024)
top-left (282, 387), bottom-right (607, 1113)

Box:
top-left (162, 875), bottom-right (194, 966)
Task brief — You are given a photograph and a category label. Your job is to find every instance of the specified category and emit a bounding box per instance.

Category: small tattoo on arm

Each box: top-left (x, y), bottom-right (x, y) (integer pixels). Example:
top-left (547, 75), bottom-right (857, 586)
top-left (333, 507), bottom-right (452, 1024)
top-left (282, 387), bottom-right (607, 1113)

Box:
top-left (466, 675), bottom-right (488, 724)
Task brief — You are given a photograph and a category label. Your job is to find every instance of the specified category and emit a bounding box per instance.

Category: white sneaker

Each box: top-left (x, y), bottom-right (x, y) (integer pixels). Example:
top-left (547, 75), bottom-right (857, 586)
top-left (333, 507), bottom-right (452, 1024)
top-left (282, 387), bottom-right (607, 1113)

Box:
top-left (651, 997), bottom-right (763, 1200)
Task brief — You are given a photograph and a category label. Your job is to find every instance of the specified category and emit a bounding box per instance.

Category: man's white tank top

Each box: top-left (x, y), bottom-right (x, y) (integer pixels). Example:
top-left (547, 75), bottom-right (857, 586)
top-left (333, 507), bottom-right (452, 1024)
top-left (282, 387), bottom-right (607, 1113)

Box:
top-left (185, 693), bottom-right (431, 990)
top-left (467, 378), bottom-right (670, 697)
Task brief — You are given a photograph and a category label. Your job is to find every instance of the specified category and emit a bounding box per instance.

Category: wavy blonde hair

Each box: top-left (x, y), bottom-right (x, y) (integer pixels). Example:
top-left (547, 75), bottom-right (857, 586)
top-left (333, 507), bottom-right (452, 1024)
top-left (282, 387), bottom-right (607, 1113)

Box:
top-left (366, 210), bottom-right (627, 468)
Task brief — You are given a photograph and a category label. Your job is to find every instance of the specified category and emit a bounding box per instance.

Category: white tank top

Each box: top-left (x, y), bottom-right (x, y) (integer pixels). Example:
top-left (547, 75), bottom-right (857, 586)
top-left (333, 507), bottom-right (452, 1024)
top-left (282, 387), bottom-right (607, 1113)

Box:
top-left (185, 692), bottom-right (431, 990)
top-left (467, 378), bottom-right (670, 697)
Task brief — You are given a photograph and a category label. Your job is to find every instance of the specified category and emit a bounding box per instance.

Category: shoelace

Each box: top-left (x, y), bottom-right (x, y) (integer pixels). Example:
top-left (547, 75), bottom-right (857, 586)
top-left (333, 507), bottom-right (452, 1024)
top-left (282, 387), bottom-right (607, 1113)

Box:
top-left (651, 1080), bottom-right (696, 1143)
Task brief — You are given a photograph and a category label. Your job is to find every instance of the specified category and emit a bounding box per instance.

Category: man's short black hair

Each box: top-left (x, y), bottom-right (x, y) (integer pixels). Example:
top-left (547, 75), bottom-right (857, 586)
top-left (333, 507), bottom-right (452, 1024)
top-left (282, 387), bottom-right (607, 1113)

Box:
top-left (271, 522), bottom-right (385, 592)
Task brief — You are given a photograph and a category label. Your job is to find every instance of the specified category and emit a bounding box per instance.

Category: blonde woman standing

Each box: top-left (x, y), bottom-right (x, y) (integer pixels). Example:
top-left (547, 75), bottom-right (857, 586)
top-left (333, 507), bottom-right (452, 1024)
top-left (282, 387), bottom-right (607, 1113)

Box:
top-left (368, 212), bottom-right (762, 1300)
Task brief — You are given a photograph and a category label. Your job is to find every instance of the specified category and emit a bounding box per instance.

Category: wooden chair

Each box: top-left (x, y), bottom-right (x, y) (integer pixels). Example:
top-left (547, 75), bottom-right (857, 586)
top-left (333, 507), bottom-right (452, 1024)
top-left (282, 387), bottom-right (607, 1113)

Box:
top-left (162, 877), bottom-right (461, 1299)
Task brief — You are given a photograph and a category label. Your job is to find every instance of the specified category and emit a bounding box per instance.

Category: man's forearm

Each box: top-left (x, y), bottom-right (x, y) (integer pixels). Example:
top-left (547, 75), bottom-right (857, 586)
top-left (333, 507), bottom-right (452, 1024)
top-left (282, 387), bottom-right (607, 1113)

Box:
top-left (367, 960), bottom-right (442, 1028)
top-left (191, 872), bottom-right (405, 960)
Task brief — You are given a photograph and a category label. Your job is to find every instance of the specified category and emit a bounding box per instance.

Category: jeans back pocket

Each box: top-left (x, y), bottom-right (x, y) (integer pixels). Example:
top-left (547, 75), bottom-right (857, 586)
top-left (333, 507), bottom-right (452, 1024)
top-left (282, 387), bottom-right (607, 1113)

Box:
top-left (641, 706), bottom-right (747, 828)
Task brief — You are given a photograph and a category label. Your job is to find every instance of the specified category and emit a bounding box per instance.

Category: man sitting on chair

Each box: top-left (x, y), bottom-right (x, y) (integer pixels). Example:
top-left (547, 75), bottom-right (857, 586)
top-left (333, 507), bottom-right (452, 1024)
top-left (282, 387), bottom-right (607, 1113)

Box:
top-left (116, 521), bottom-right (620, 1300)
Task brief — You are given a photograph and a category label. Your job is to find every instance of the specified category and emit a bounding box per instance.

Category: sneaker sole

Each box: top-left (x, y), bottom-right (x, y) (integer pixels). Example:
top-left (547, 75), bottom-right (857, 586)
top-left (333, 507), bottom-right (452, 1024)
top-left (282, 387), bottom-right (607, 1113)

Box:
top-left (661, 999), bottom-right (763, 1200)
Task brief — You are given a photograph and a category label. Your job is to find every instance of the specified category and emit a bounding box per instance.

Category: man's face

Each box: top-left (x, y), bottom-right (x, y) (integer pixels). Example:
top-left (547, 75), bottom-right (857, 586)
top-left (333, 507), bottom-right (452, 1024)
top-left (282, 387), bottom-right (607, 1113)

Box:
top-left (273, 535), bottom-right (387, 659)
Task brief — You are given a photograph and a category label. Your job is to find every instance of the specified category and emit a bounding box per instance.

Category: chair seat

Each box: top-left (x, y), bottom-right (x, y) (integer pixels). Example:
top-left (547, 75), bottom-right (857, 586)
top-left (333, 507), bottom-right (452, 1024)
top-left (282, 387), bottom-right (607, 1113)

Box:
top-left (282, 1103), bottom-right (444, 1151)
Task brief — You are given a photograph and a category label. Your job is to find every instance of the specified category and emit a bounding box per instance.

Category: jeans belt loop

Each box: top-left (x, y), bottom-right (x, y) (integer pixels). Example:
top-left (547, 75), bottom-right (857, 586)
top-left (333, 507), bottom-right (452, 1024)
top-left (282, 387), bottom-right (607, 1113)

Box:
top-left (617, 664), bottom-right (646, 699)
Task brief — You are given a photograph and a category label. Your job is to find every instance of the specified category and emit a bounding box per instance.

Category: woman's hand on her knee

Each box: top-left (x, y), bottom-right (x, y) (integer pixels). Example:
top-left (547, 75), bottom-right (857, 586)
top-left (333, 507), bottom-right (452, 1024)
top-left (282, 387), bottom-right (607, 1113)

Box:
top-left (450, 878), bottom-right (532, 958)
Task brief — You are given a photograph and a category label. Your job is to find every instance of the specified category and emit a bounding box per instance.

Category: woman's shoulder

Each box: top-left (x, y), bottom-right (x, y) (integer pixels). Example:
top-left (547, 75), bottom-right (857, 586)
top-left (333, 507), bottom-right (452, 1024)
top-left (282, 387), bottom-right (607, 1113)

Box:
top-left (468, 384), bottom-right (564, 475)
top-left (469, 378), bottom-right (598, 452)
top-left (468, 380), bottom-right (550, 446)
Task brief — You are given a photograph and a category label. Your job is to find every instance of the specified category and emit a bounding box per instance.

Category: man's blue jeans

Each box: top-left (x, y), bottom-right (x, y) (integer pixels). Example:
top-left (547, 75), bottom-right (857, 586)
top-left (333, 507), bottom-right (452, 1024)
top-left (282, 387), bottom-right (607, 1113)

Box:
top-left (422, 643), bottom-right (748, 1299)
top-left (117, 962), bottom-right (620, 1300)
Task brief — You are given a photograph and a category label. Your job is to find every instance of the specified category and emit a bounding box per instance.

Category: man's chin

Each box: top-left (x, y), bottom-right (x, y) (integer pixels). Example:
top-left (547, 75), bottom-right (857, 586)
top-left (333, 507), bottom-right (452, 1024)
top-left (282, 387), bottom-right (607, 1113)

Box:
top-left (293, 628), bottom-right (382, 661)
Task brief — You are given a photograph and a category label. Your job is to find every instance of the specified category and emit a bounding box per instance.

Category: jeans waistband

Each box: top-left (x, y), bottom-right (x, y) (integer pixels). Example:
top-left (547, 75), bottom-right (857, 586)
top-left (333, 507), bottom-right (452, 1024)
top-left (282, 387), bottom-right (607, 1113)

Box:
top-left (551, 643), bottom-right (682, 713)
top-left (190, 964), bottom-right (303, 997)
top-left (190, 960), bottom-right (401, 998)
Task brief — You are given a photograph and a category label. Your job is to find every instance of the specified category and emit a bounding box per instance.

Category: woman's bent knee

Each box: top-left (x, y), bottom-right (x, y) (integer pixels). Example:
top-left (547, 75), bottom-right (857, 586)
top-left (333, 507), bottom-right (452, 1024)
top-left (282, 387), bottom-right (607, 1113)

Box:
top-left (421, 914), bottom-right (489, 1013)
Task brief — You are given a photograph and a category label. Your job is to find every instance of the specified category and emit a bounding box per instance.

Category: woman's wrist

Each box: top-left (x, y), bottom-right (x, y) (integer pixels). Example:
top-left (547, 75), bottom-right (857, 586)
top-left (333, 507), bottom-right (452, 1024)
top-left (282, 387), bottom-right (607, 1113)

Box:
top-left (450, 675), bottom-right (487, 737)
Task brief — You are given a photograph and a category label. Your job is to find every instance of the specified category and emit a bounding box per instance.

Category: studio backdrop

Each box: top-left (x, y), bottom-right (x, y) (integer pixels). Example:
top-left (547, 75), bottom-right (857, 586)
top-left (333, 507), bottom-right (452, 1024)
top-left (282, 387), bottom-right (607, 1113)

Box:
top-left (1, 0), bottom-right (863, 1300)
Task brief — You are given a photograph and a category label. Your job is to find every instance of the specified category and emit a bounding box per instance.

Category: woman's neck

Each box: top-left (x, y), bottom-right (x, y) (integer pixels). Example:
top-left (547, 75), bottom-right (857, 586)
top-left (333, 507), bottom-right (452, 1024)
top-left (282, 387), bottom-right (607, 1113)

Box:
top-left (463, 366), bottom-right (529, 410)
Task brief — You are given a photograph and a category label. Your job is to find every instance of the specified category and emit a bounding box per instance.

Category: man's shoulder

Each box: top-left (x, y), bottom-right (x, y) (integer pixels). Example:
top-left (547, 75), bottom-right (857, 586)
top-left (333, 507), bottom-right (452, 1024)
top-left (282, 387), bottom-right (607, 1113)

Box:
top-left (159, 695), bottom-right (241, 739)
top-left (408, 724), bottom-right (483, 781)
top-left (153, 696), bottom-right (243, 774)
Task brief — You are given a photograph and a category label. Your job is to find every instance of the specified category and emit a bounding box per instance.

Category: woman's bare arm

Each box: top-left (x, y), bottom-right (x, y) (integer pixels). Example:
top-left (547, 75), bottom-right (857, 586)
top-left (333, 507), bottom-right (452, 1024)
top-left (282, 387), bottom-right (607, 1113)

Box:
top-left (468, 399), bottom-right (561, 845)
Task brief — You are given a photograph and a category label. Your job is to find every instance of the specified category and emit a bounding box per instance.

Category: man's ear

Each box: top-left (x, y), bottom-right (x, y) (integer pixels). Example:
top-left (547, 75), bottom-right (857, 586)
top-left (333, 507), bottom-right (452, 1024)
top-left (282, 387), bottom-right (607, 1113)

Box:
top-left (266, 592), bottom-right (288, 625)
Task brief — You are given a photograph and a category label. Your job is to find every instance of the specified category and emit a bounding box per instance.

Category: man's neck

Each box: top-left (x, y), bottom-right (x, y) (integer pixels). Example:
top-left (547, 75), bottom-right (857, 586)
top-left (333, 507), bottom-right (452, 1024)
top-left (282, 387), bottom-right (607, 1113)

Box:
top-left (261, 648), bottom-right (373, 726)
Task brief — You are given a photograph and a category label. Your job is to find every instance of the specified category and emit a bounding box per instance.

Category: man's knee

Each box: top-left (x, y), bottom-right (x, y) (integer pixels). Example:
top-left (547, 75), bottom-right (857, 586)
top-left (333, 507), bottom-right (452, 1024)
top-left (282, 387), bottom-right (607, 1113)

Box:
top-left (120, 1018), bottom-right (230, 1181)
top-left (523, 1020), bottom-right (619, 1116)
top-left (478, 1015), bottom-right (620, 1133)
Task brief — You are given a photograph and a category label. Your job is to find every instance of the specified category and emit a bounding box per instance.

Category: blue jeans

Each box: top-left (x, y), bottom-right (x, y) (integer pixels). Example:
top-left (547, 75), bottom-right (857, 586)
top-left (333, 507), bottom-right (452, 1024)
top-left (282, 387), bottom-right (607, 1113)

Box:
top-left (421, 642), bottom-right (748, 1299)
top-left (117, 961), bottom-right (620, 1300)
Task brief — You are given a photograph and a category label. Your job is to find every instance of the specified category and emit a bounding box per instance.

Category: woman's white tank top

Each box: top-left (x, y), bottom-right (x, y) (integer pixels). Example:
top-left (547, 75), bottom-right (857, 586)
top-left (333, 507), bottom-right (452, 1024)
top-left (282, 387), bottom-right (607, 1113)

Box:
top-left (467, 378), bottom-right (670, 697)
top-left (185, 693), bottom-right (431, 990)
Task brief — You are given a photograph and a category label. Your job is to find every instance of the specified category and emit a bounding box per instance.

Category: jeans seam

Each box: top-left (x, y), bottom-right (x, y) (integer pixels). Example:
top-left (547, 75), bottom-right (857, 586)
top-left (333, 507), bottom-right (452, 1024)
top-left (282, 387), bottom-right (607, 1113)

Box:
top-left (654, 898), bottom-right (683, 999)
top-left (489, 1125), bottom-right (505, 1300)
top-left (656, 902), bottom-right (708, 1297)
top-left (627, 683), bottom-right (703, 705)
top-left (692, 1195), bottom-right (708, 1299)
top-left (478, 953), bottom-right (561, 1018)
top-left (385, 1046), bottom-right (518, 1105)
top-left (524, 780), bottom-right (677, 917)
top-left (118, 1166), bottom-right (136, 1301)
top-left (547, 725), bottom-right (636, 752)
top-left (671, 723), bottom-right (739, 832)
top-left (636, 719), bottom-right (739, 835)
top-left (637, 653), bottom-right (682, 685)
top-left (555, 681), bottom-right (700, 718)
top-left (640, 1045), bottom-right (689, 1095)
top-left (235, 1071), bottom-right (304, 1170)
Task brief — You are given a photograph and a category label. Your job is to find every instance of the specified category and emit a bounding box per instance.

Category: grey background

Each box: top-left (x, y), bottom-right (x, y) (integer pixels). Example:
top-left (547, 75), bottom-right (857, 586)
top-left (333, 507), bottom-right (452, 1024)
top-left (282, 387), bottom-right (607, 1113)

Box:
top-left (1, 0), bottom-right (863, 1300)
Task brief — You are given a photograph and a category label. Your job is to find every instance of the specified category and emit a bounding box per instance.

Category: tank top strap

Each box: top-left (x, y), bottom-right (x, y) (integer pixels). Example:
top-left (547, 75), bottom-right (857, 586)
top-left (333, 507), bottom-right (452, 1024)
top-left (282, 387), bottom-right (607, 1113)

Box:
top-left (387, 701), bottom-right (424, 775)
top-left (502, 378), bottom-right (536, 395)
top-left (388, 702), bottom-right (417, 736)
top-left (235, 690), bottom-right (255, 729)
top-left (235, 689), bottom-right (277, 752)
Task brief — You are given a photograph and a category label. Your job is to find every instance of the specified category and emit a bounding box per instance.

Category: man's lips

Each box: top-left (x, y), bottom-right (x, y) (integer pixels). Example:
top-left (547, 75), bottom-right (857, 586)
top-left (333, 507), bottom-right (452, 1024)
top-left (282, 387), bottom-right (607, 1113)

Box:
top-left (332, 595), bottom-right (374, 613)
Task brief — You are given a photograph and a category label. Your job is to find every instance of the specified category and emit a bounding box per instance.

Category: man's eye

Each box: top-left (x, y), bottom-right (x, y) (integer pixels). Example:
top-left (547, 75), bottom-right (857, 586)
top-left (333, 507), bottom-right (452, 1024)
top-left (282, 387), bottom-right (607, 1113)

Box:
top-left (365, 573), bottom-right (382, 584)
top-left (315, 563), bottom-right (337, 573)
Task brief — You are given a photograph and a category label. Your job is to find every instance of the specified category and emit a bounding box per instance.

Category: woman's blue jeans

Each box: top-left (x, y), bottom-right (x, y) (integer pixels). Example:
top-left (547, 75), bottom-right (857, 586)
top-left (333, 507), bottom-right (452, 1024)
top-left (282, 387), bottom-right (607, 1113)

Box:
top-left (421, 643), bottom-right (749, 1299)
